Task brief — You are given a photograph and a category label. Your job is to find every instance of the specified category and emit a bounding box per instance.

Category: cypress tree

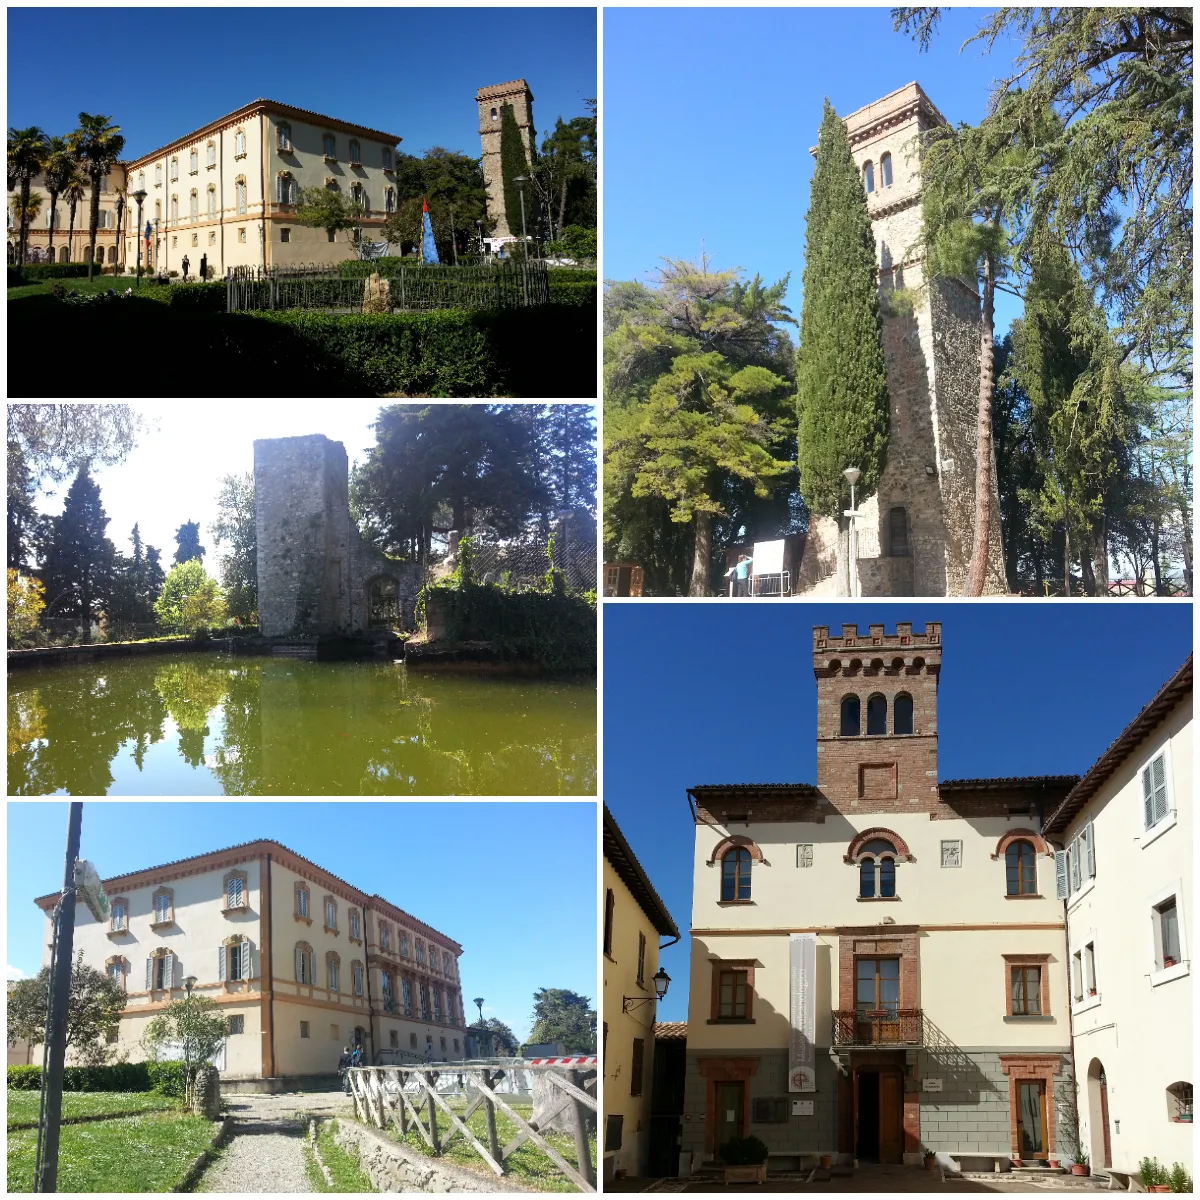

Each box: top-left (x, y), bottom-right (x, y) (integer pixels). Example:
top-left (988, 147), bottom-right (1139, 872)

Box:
top-left (41, 465), bottom-right (115, 640)
top-left (499, 103), bottom-right (529, 237)
top-left (796, 100), bottom-right (890, 517)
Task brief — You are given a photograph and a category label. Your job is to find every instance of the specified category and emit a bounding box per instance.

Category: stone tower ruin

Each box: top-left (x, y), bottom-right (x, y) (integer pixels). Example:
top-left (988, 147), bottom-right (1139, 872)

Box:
top-left (254, 434), bottom-right (420, 639)
top-left (795, 83), bottom-right (1007, 597)
top-left (476, 79), bottom-right (536, 242)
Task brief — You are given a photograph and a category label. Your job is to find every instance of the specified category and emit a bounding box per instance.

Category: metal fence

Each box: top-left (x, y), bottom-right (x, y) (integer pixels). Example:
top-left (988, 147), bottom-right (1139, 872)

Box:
top-left (225, 260), bottom-right (550, 314)
top-left (468, 538), bottom-right (596, 596)
top-left (347, 1058), bottom-right (597, 1191)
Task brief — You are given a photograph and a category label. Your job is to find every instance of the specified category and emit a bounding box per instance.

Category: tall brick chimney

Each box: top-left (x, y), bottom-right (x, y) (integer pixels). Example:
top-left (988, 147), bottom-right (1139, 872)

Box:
top-left (812, 622), bottom-right (941, 812)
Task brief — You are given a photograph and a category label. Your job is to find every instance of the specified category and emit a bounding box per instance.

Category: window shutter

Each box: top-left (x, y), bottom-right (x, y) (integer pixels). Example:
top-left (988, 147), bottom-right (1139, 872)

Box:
top-left (164, 953), bottom-right (175, 989)
top-left (1070, 841), bottom-right (1082, 891)
top-left (146, 957), bottom-right (153, 989)
top-left (1152, 754), bottom-right (1168, 822)
top-left (295, 945), bottom-right (303, 982)
top-left (1054, 851), bottom-right (1069, 900)
top-left (1142, 764), bottom-right (1154, 828)
top-left (1084, 821), bottom-right (1096, 878)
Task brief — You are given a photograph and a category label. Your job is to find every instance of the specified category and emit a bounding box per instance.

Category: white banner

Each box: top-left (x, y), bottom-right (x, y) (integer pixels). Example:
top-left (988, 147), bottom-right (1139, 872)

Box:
top-left (789, 933), bottom-right (817, 1092)
top-left (752, 539), bottom-right (785, 575)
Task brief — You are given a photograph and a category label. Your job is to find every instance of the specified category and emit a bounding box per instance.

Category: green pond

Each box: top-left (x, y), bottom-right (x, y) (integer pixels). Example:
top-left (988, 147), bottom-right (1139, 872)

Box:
top-left (7, 652), bottom-right (596, 796)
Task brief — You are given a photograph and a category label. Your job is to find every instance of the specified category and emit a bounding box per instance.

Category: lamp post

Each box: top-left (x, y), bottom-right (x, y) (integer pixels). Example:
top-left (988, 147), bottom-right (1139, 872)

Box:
top-left (153, 217), bottom-right (160, 282)
top-left (183, 976), bottom-right (198, 1109)
top-left (449, 204), bottom-right (458, 266)
top-left (114, 193), bottom-right (125, 279)
top-left (512, 175), bottom-right (530, 256)
top-left (475, 219), bottom-right (484, 259)
top-left (132, 189), bottom-right (146, 289)
top-left (843, 466), bottom-right (861, 598)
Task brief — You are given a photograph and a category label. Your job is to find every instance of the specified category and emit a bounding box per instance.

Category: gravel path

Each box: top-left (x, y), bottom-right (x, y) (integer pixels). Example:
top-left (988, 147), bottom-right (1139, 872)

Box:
top-left (198, 1091), bottom-right (354, 1194)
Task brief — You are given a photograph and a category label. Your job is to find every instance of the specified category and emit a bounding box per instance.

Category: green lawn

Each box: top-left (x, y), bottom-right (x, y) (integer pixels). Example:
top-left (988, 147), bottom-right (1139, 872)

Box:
top-left (303, 1119), bottom-right (377, 1193)
top-left (6, 277), bottom-right (174, 302)
top-left (388, 1099), bottom-right (595, 1193)
top-left (7, 1089), bottom-right (178, 1129)
top-left (6, 1110), bottom-right (216, 1192)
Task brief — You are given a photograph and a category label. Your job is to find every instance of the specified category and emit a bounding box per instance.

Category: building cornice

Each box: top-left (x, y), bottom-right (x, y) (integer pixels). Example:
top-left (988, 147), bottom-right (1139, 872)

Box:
top-left (604, 806), bottom-right (680, 939)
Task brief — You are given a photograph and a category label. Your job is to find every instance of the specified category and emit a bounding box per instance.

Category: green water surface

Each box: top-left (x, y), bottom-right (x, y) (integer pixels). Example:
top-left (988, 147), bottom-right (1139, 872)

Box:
top-left (7, 652), bottom-right (596, 796)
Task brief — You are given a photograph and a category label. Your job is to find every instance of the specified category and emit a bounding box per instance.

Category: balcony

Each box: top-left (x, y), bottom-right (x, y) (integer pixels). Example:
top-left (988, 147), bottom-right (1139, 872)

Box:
top-left (832, 1009), bottom-right (923, 1047)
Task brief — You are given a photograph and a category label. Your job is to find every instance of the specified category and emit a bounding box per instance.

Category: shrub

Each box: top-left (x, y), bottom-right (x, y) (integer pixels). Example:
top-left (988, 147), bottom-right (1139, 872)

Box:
top-left (546, 226), bottom-right (597, 260)
top-left (720, 1135), bottom-right (769, 1166)
top-left (147, 1059), bottom-right (189, 1098)
top-left (8, 1065), bottom-right (42, 1090)
top-left (1168, 1163), bottom-right (1192, 1193)
top-left (1140, 1157), bottom-right (1164, 1187)
top-left (547, 280), bottom-right (597, 307)
top-left (167, 281), bottom-right (225, 313)
top-left (8, 262), bottom-right (96, 284)
top-left (7, 1062), bottom-right (155, 1092)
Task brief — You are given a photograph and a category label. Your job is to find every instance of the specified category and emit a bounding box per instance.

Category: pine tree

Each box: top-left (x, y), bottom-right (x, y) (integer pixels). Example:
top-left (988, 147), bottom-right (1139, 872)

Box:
top-left (550, 404), bottom-right (597, 512)
top-left (499, 103), bottom-right (530, 239)
top-left (40, 465), bottom-right (116, 640)
top-left (173, 520), bottom-right (205, 565)
top-left (796, 100), bottom-right (890, 518)
top-left (145, 545), bottom-right (167, 604)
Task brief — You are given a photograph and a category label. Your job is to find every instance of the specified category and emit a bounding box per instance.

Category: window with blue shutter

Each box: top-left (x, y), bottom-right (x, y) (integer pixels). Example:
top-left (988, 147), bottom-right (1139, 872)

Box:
top-left (1054, 851), bottom-right (1069, 900)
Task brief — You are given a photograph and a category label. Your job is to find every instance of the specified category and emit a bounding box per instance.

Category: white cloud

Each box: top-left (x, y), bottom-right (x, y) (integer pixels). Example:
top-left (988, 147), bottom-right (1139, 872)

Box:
top-left (7, 965), bottom-right (27, 981)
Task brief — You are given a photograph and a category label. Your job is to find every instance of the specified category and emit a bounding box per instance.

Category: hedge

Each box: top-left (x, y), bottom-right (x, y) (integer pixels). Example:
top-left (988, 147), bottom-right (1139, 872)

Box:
top-left (8, 263), bottom-right (99, 285)
top-left (167, 282), bottom-right (226, 313)
top-left (547, 280), bottom-right (597, 306)
top-left (6, 1061), bottom-right (187, 1092)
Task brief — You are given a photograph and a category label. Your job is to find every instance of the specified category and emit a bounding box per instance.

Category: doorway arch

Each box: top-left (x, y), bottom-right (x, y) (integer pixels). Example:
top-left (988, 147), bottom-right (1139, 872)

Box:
top-left (1086, 1058), bottom-right (1112, 1169)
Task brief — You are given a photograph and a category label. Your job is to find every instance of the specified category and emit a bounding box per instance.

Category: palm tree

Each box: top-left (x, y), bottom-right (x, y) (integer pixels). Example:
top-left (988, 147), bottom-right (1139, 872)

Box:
top-left (7, 125), bottom-right (50, 280)
top-left (67, 113), bottom-right (125, 280)
top-left (63, 170), bottom-right (87, 264)
top-left (41, 136), bottom-right (75, 264)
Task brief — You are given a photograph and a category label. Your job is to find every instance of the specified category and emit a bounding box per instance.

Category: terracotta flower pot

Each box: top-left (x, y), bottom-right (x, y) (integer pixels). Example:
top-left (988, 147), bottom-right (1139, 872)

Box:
top-left (819, 1155), bottom-right (833, 1170)
top-left (1147, 1186), bottom-right (1170, 1193)
top-left (924, 1155), bottom-right (936, 1170)
top-left (1048, 1160), bottom-right (1059, 1169)
top-left (1071, 1164), bottom-right (1090, 1176)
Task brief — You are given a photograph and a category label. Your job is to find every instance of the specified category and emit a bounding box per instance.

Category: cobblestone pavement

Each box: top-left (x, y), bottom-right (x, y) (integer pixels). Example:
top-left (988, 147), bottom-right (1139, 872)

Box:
top-left (198, 1090), bottom-right (355, 1193)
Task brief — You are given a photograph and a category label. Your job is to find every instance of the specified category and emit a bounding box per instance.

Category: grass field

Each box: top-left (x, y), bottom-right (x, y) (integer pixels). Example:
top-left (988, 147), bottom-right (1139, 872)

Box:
top-left (6, 1089), bottom-right (178, 1129)
top-left (388, 1098), bottom-right (595, 1193)
top-left (6, 277), bottom-right (175, 302)
top-left (6, 1109), bottom-right (216, 1193)
top-left (303, 1119), bottom-right (377, 1193)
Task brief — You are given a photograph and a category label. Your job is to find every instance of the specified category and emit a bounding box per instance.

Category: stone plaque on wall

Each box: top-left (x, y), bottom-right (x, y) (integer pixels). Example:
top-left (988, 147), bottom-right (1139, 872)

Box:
top-left (923, 1077), bottom-right (943, 1092)
top-left (796, 844), bottom-right (813, 868)
top-left (792, 1100), bottom-right (814, 1116)
top-left (788, 933), bottom-right (817, 1092)
top-left (940, 840), bottom-right (962, 868)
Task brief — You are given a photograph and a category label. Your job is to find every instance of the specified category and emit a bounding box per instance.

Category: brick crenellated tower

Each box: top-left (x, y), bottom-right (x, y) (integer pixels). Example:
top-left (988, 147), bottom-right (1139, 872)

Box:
top-left (813, 621), bottom-right (941, 812)
top-left (475, 79), bottom-right (536, 242)
top-left (796, 83), bottom-right (1007, 597)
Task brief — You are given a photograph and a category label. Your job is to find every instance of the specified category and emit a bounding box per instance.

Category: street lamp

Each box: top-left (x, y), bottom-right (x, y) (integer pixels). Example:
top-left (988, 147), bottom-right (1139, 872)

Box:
top-left (473, 997), bottom-right (485, 1024)
top-left (512, 176), bottom-right (530, 256)
top-left (114, 193), bottom-right (126, 279)
top-left (622, 967), bottom-right (671, 1014)
top-left (843, 466), bottom-right (861, 599)
top-left (131, 189), bottom-right (147, 289)
top-left (183, 975), bottom-right (198, 1108)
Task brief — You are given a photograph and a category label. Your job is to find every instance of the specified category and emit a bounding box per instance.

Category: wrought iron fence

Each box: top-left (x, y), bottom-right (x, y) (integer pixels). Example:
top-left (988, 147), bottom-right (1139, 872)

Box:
top-left (225, 260), bottom-right (549, 313)
top-left (466, 538), bottom-right (596, 596)
top-left (347, 1059), bottom-right (597, 1191)
top-left (832, 1009), bottom-right (924, 1047)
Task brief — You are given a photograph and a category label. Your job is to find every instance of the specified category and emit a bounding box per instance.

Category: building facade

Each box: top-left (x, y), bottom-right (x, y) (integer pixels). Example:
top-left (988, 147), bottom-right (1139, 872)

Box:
top-left (33, 840), bottom-right (470, 1084)
top-left (253, 434), bottom-right (422, 639)
top-left (795, 83), bottom-right (1007, 598)
top-left (1043, 658), bottom-right (1193, 1175)
top-left (475, 79), bottom-right (536, 244)
top-left (604, 806), bottom-right (680, 1181)
top-left (681, 622), bottom-right (1076, 1171)
top-left (6, 171), bottom-right (124, 266)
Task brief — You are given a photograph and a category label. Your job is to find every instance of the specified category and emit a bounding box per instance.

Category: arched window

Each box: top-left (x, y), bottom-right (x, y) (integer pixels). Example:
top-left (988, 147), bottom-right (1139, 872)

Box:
top-left (327, 951), bottom-right (341, 992)
top-left (323, 133), bottom-right (336, 158)
top-left (490, 107), bottom-right (498, 120)
top-left (1006, 839), bottom-right (1038, 895)
top-left (863, 160), bottom-right (875, 193)
top-left (207, 185), bottom-right (216, 218)
top-left (352, 960), bottom-right (364, 996)
top-left (841, 695), bottom-right (861, 736)
top-left (880, 152), bottom-right (893, 187)
top-left (351, 182), bottom-right (365, 209)
top-left (294, 942), bottom-right (314, 984)
top-left (1167, 1082), bottom-right (1192, 1122)
top-left (858, 838), bottom-right (898, 898)
top-left (234, 129), bottom-right (246, 158)
top-left (894, 694), bottom-right (913, 735)
top-left (349, 139), bottom-right (361, 165)
top-left (59, 245), bottom-right (69, 263)
top-left (889, 507), bottom-right (909, 557)
top-left (721, 847), bottom-right (752, 901)
top-left (170, 195), bottom-right (178, 222)
top-left (105, 956), bottom-right (126, 989)
top-left (235, 177), bottom-right (247, 215)
top-left (349, 907), bottom-right (361, 941)
top-left (867, 694), bottom-right (887, 736)
top-left (277, 173), bottom-right (297, 204)
top-left (189, 189), bottom-right (198, 220)
top-left (325, 177), bottom-right (339, 192)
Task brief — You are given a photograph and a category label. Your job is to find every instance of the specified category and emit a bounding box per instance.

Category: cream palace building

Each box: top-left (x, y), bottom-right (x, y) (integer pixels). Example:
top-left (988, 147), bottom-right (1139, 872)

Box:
top-left (33, 839), bottom-right (471, 1085)
top-left (8, 99), bottom-right (402, 275)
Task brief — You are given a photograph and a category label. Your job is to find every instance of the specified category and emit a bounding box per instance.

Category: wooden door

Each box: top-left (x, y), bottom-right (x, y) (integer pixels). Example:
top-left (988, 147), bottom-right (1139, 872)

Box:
top-left (714, 1080), bottom-right (744, 1158)
top-left (879, 1072), bottom-right (903, 1164)
top-left (1017, 1080), bottom-right (1047, 1159)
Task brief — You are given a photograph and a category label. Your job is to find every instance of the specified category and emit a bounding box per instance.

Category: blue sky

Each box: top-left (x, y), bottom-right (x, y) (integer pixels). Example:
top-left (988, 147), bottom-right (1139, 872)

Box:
top-left (6, 801), bottom-right (597, 1042)
top-left (7, 8), bottom-right (595, 162)
top-left (604, 6), bottom-right (1026, 337)
top-left (603, 603), bottom-right (1192, 1023)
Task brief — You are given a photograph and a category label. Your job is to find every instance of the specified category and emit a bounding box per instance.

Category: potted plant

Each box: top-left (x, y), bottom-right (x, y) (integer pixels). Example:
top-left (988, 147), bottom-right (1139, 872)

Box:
top-left (1141, 1158), bottom-right (1169, 1192)
top-left (1164, 955), bottom-right (1178, 967)
top-left (1071, 1149), bottom-right (1090, 1177)
top-left (1167, 1163), bottom-right (1193, 1193)
top-left (1048, 1158), bottom-right (1060, 1169)
top-left (720, 1136), bottom-right (769, 1185)
top-left (923, 1149), bottom-right (937, 1170)
top-left (819, 1154), bottom-right (832, 1170)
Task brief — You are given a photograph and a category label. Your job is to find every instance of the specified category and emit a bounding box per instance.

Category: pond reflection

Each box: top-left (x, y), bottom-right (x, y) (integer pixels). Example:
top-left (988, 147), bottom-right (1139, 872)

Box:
top-left (7, 652), bottom-right (596, 797)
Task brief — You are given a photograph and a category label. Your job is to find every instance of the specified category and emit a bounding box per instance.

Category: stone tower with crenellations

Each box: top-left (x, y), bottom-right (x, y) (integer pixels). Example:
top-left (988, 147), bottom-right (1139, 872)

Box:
top-left (795, 83), bottom-right (1007, 597)
top-left (476, 79), bottom-right (536, 242)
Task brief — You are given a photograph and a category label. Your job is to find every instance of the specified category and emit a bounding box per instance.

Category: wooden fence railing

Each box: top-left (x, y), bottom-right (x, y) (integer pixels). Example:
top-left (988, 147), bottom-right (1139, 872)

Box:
top-left (347, 1058), bottom-right (597, 1191)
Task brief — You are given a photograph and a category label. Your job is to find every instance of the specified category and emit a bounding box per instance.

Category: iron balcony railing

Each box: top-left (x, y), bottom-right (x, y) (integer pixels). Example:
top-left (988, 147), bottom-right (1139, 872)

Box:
top-left (832, 1009), bottom-right (924, 1047)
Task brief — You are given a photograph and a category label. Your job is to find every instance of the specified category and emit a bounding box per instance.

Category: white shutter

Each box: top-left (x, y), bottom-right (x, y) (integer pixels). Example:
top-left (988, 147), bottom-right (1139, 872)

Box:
top-left (218, 945), bottom-right (226, 982)
top-left (1054, 851), bottom-right (1069, 900)
top-left (295, 945), bottom-right (303, 982)
top-left (1084, 821), bottom-right (1096, 878)
top-left (164, 953), bottom-right (175, 989)
top-left (1142, 764), bottom-right (1154, 828)
top-left (1152, 754), bottom-right (1169, 822)
top-left (1070, 841), bottom-right (1082, 891)
top-left (146, 957), bottom-right (153, 989)
top-left (244, 942), bottom-right (253, 980)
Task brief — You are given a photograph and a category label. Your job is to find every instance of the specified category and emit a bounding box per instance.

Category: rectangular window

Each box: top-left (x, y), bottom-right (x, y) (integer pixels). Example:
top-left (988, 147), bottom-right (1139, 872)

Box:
top-left (1011, 966), bottom-right (1042, 1015)
top-left (402, 979), bottom-right (413, 1016)
top-left (637, 932), bottom-right (646, 987)
top-left (420, 983), bottom-right (430, 1020)
top-left (350, 911), bottom-right (360, 939)
top-left (328, 959), bottom-right (339, 992)
top-left (111, 903), bottom-right (126, 931)
top-left (381, 971), bottom-right (392, 1007)
top-left (432, 989), bottom-right (442, 1021)
top-left (443, 952), bottom-right (452, 976)
top-left (1142, 753), bottom-right (1170, 829)
top-left (300, 1021), bottom-right (310, 1039)
top-left (331, 1024), bottom-right (339, 1040)
top-left (353, 963), bottom-right (363, 996)
top-left (604, 889), bottom-right (615, 956)
top-left (410, 1032), bottom-right (418, 1049)
top-left (1083, 943), bottom-right (1097, 993)
top-left (297, 888), bottom-right (308, 918)
top-left (390, 1030), bottom-right (399, 1049)
top-left (325, 899), bottom-right (336, 928)
top-left (1071, 951), bottom-right (1083, 1001)
top-left (440, 1036), bottom-right (447, 1052)
top-left (228, 942), bottom-right (243, 981)
top-left (630, 1038), bottom-right (645, 1096)
top-left (228, 1014), bottom-right (244, 1035)
top-left (1157, 899), bottom-right (1181, 966)
top-left (718, 969), bottom-right (748, 1019)
top-left (400, 934), bottom-right (408, 958)
top-left (752, 1097), bottom-right (789, 1123)
top-left (416, 941), bottom-right (424, 964)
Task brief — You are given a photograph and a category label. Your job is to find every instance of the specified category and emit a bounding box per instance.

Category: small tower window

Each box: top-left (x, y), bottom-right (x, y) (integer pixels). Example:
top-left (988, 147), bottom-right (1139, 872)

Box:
top-left (863, 160), bottom-right (875, 193)
top-left (840, 695), bottom-right (861, 736)
top-left (889, 507), bottom-right (909, 557)
top-left (894, 693), bottom-right (914, 736)
top-left (866, 694), bottom-right (887, 736)
top-left (880, 152), bottom-right (893, 187)
top-left (490, 107), bottom-right (498, 120)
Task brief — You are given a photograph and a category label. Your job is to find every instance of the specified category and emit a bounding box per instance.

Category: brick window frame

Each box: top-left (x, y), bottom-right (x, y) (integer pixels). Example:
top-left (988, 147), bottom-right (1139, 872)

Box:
top-left (844, 828), bottom-right (913, 863)
top-left (999, 1055), bottom-right (1063, 1157)
top-left (150, 886), bottom-right (175, 928)
top-left (707, 834), bottom-right (765, 866)
top-left (709, 959), bottom-right (756, 1023)
top-left (993, 829), bottom-right (1053, 859)
top-left (223, 869), bottom-right (248, 914)
top-left (698, 1057), bottom-right (760, 1157)
top-left (838, 927), bottom-right (920, 1011)
top-left (108, 896), bottom-right (131, 936)
top-left (105, 955), bottom-right (127, 990)
top-left (294, 881), bottom-right (312, 924)
top-left (1002, 954), bottom-right (1052, 1017)
top-left (323, 895), bottom-right (339, 936)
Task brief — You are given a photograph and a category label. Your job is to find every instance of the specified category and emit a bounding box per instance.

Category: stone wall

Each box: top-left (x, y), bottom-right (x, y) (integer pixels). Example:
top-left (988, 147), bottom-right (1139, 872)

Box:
top-left (476, 80), bottom-right (535, 241)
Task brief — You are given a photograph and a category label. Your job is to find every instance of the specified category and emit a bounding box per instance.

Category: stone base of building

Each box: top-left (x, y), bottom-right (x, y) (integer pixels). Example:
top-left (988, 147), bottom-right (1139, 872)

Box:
top-left (220, 1072), bottom-right (340, 1094)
